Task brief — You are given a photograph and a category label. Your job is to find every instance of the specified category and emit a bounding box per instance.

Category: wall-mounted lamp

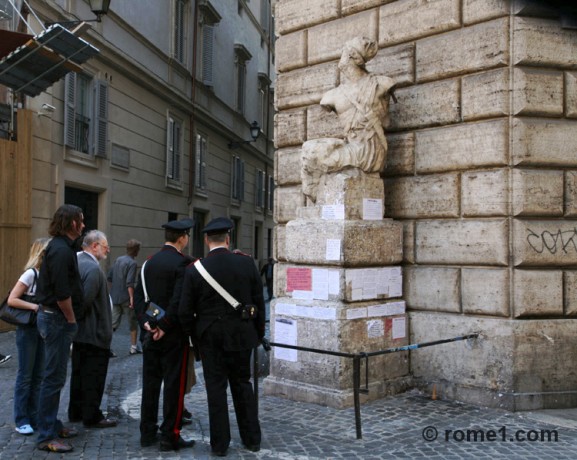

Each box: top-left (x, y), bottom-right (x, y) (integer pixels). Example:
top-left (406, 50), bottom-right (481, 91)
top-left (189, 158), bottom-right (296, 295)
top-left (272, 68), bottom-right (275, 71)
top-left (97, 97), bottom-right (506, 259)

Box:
top-left (228, 121), bottom-right (260, 149)
top-left (38, 103), bottom-right (56, 117)
top-left (45, 0), bottom-right (111, 26)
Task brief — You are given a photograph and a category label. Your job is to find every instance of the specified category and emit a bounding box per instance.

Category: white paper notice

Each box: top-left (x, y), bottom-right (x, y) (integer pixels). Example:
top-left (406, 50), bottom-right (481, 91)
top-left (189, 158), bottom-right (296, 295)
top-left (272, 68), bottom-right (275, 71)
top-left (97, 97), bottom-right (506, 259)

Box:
top-left (274, 318), bottom-right (298, 362)
top-left (367, 319), bottom-right (384, 338)
top-left (326, 239), bottom-right (341, 261)
top-left (388, 267), bottom-right (403, 298)
top-left (312, 269), bottom-right (329, 300)
top-left (321, 204), bottom-right (345, 220)
top-left (367, 301), bottom-right (406, 317)
top-left (292, 290), bottom-right (314, 300)
top-left (363, 198), bottom-right (383, 220)
top-left (346, 307), bottom-right (367, 320)
top-left (275, 303), bottom-right (297, 316)
top-left (328, 270), bottom-right (340, 296)
top-left (392, 317), bottom-right (406, 339)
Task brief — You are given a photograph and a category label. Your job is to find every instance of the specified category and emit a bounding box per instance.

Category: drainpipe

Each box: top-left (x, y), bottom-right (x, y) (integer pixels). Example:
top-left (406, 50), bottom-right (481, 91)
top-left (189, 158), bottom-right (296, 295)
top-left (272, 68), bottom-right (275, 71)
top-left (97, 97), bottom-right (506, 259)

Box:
top-left (188, 1), bottom-right (199, 206)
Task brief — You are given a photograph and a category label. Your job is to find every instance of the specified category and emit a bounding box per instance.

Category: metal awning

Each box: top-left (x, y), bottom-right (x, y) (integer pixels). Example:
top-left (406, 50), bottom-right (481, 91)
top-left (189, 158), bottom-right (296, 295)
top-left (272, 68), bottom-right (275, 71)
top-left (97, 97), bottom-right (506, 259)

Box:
top-left (0, 24), bottom-right (99, 97)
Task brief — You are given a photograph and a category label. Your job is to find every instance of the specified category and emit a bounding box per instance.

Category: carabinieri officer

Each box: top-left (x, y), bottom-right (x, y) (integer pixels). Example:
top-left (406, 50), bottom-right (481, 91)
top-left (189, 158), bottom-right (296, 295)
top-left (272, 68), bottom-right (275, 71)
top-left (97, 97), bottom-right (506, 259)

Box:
top-left (133, 217), bottom-right (195, 451)
top-left (178, 217), bottom-right (265, 457)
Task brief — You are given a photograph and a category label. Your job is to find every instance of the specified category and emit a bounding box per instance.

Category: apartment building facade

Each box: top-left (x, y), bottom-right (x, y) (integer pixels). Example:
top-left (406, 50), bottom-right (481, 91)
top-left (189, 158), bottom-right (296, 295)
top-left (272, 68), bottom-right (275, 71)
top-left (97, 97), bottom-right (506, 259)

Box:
top-left (0, 0), bottom-right (275, 293)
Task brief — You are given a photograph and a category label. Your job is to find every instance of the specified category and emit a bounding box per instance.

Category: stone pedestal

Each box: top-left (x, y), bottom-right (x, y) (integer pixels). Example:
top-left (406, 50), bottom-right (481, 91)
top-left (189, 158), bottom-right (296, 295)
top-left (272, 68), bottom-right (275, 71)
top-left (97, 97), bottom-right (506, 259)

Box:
top-left (264, 170), bottom-right (411, 408)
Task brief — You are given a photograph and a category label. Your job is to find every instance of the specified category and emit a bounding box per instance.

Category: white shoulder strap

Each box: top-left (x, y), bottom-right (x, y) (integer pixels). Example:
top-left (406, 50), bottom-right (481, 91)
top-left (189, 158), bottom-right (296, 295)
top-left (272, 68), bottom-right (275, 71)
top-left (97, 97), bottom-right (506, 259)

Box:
top-left (194, 259), bottom-right (241, 309)
top-left (140, 260), bottom-right (150, 303)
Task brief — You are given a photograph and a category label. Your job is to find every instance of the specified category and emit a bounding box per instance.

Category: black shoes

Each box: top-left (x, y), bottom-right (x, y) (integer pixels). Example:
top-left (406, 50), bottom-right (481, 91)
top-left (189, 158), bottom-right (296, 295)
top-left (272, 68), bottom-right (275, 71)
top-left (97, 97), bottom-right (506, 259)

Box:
top-left (159, 436), bottom-right (195, 451)
top-left (140, 434), bottom-right (160, 447)
top-left (84, 418), bottom-right (117, 428)
top-left (212, 449), bottom-right (227, 457)
top-left (244, 443), bottom-right (261, 452)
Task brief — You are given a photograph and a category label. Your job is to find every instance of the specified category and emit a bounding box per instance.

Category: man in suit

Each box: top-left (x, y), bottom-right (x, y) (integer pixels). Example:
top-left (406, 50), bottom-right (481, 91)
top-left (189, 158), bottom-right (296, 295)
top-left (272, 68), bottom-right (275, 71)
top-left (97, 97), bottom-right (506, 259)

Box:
top-left (133, 218), bottom-right (195, 452)
top-left (68, 230), bottom-right (117, 428)
top-left (178, 217), bottom-right (265, 457)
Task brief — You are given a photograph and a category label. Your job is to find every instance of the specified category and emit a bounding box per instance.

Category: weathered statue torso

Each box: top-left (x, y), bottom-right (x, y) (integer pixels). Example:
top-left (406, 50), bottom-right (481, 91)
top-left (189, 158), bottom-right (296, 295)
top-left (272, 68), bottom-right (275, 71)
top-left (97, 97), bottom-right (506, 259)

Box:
top-left (301, 37), bottom-right (396, 204)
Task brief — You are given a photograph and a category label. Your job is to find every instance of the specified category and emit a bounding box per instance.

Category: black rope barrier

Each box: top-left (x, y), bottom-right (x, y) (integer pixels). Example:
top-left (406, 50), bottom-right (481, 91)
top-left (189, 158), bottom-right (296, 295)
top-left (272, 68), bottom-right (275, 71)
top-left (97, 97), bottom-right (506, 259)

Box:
top-left (254, 333), bottom-right (479, 439)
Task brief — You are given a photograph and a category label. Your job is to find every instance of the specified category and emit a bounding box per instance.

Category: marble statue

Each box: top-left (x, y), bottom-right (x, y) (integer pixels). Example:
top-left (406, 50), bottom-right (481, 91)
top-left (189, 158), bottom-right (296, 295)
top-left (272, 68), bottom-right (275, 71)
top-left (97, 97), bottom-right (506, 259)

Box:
top-left (301, 37), bottom-right (396, 204)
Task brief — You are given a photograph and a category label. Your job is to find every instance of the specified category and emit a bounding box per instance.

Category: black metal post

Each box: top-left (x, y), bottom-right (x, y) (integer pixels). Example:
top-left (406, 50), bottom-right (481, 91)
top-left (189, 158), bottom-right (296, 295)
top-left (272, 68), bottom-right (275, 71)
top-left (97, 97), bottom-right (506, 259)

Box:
top-left (353, 355), bottom-right (362, 439)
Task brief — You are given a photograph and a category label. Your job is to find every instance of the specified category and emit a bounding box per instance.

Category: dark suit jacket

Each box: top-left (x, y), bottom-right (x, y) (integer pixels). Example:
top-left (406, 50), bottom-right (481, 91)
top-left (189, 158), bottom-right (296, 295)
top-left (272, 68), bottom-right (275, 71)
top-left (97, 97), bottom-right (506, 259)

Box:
top-left (178, 247), bottom-right (265, 351)
top-left (134, 244), bottom-right (190, 345)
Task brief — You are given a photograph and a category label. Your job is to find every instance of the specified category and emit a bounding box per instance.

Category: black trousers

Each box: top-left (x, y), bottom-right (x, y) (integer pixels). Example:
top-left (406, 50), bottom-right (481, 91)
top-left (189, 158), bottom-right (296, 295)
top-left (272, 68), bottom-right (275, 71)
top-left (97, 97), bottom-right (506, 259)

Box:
top-left (68, 342), bottom-right (110, 425)
top-left (140, 335), bottom-right (188, 444)
top-left (200, 324), bottom-right (261, 452)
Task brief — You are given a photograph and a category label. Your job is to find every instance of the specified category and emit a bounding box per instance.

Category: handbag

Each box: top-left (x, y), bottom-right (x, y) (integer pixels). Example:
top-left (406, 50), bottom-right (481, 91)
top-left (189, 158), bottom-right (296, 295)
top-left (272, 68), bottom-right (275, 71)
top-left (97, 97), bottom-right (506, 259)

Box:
top-left (140, 260), bottom-right (166, 325)
top-left (0, 269), bottom-right (38, 326)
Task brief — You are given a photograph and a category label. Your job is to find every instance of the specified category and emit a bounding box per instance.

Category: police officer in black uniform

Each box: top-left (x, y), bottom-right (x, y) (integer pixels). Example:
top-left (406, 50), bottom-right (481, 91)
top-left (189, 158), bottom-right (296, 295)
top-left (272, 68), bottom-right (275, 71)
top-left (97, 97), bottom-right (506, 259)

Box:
top-left (178, 217), bottom-right (265, 457)
top-left (133, 218), bottom-right (195, 451)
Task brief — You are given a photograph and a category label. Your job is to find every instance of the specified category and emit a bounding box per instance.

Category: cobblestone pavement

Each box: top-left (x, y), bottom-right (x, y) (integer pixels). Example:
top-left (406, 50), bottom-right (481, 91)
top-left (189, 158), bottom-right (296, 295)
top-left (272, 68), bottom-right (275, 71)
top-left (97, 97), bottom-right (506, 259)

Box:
top-left (1, 315), bottom-right (576, 459)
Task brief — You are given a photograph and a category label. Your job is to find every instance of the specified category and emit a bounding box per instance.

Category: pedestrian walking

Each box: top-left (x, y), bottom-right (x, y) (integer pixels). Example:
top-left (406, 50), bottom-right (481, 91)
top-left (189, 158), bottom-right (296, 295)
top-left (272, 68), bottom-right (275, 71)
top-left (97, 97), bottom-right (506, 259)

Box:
top-left (108, 238), bottom-right (142, 355)
top-left (7, 237), bottom-right (50, 436)
top-left (133, 217), bottom-right (195, 451)
top-left (35, 204), bottom-right (85, 453)
top-left (178, 217), bottom-right (265, 457)
top-left (68, 230), bottom-right (117, 428)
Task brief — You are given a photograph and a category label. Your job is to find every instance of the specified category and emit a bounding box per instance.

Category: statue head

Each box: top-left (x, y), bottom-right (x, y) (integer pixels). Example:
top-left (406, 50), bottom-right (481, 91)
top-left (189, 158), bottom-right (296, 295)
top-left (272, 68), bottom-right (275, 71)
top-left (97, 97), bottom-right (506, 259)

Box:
top-left (339, 37), bottom-right (378, 71)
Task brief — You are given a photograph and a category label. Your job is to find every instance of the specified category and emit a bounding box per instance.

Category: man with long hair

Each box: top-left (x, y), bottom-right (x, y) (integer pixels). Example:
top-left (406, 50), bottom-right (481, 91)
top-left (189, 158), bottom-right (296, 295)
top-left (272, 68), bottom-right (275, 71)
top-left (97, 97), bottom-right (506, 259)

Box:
top-left (35, 204), bottom-right (84, 453)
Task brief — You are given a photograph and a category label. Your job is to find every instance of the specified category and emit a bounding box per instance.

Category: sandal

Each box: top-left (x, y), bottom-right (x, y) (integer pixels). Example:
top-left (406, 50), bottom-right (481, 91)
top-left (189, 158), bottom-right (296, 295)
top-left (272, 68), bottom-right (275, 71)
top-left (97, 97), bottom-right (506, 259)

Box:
top-left (38, 439), bottom-right (73, 453)
top-left (58, 427), bottom-right (79, 438)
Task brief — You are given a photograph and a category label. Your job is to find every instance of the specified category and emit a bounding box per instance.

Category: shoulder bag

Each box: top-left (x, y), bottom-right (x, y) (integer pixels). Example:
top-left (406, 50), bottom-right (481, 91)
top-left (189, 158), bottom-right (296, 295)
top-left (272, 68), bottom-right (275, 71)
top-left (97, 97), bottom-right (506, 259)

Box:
top-left (0, 269), bottom-right (38, 326)
top-left (194, 260), bottom-right (257, 320)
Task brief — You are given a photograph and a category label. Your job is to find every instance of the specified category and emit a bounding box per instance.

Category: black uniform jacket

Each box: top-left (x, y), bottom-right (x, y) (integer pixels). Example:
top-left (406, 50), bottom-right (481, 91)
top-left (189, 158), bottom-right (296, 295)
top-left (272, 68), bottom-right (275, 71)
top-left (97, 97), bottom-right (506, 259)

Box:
top-left (134, 244), bottom-right (190, 345)
top-left (178, 247), bottom-right (265, 351)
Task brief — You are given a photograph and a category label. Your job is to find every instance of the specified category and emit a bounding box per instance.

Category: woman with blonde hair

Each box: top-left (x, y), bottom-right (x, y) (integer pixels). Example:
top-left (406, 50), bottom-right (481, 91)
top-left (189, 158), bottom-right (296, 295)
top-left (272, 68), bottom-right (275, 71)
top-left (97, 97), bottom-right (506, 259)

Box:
top-left (7, 237), bottom-right (51, 436)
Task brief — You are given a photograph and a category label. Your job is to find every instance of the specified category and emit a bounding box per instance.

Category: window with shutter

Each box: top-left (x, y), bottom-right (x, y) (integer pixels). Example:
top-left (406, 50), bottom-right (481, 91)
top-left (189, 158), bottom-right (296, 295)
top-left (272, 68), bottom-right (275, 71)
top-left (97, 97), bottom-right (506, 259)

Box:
top-left (267, 175), bottom-right (274, 211)
top-left (94, 81), bottom-right (108, 157)
top-left (256, 169), bottom-right (265, 209)
top-left (166, 115), bottom-right (182, 184)
top-left (174, 0), bottom-right (186, 63)
top-left (201, 25), bottom-right (214, 86)
top-left (64, 73), bottom-right (107, 157)
top-left (231, 155), bottom-right (245, 201)
top-left (195, 133), bottom-right (207, 191)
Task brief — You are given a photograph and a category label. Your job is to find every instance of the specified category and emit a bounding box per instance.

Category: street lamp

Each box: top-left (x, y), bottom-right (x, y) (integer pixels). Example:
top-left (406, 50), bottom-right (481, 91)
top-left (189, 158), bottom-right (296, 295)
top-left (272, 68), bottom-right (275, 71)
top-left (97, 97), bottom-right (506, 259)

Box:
top-left (45, 0), bottom-right (111, 26)
top-left (88, 0), bottom-right (112, 22)
top-left (228, 121), bottom-right (261, 149)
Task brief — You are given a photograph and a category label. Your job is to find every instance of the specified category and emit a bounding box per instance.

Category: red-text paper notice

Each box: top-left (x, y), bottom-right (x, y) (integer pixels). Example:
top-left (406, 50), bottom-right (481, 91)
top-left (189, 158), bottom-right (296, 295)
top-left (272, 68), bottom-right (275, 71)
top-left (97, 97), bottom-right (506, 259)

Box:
top-left (286, 267), bottom-right (312, 292)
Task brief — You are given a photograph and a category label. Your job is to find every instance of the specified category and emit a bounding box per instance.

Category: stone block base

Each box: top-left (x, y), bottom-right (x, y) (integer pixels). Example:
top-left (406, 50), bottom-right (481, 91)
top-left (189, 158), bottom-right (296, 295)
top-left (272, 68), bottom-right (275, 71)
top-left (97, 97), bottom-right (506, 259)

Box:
top-left (263, 374), bottom-right (413, 409)
top-left (285, 219), bottom-right (403, 266)
top-left (410, 311), bottom-right (577, 411)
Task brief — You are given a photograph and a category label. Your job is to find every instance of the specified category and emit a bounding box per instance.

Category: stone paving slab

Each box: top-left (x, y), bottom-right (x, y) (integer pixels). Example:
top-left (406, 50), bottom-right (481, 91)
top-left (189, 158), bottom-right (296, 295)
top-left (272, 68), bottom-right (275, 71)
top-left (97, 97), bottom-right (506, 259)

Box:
top-left (1, 316), bottom-right (576, 459)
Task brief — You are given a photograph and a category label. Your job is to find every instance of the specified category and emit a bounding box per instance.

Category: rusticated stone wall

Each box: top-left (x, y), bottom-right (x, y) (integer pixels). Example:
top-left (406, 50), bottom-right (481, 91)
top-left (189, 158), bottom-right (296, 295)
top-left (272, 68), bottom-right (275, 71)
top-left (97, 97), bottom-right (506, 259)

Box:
top-left (274, 0), bottom-right (577, 410)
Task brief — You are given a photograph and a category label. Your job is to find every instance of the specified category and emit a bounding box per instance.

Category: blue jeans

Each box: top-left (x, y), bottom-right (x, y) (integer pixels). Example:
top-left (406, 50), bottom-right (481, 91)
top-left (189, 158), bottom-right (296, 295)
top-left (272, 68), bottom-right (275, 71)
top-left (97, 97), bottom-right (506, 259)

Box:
top-left (36, 310), bottom-right (77, 443)
top-left (14, 324), bottom-right (45, 428)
